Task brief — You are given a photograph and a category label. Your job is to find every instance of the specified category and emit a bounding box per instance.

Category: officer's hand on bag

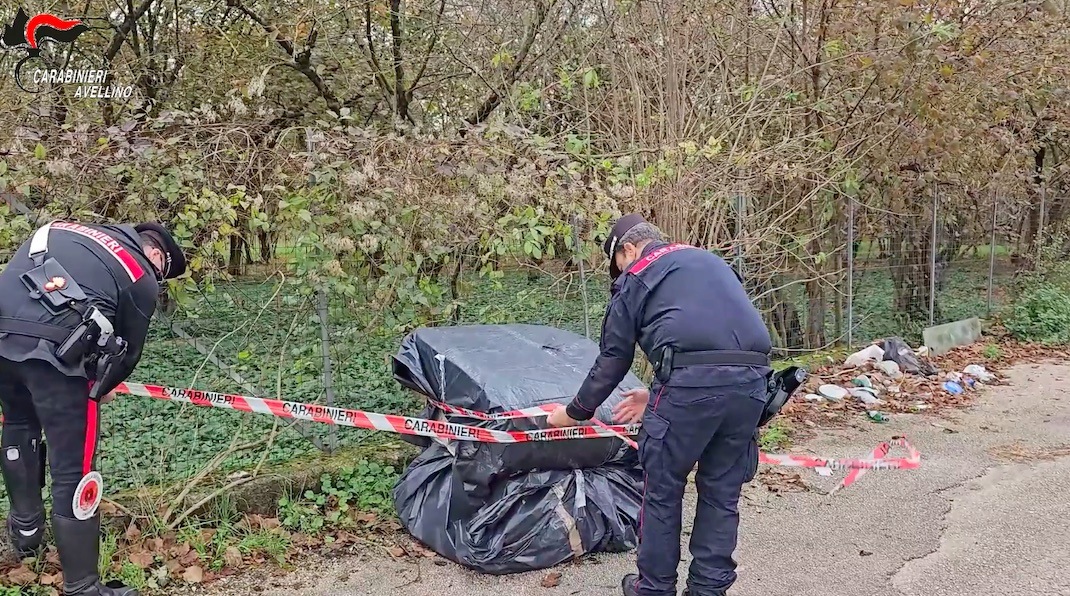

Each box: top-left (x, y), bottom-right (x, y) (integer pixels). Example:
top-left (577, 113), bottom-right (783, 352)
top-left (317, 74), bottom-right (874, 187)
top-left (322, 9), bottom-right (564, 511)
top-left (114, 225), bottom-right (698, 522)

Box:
top-left (613, 387), bottom-right (649, 424)
top-left (546, 404), bottom-right (579, 428)
top-left (99, 391), bottom-right (116, 404)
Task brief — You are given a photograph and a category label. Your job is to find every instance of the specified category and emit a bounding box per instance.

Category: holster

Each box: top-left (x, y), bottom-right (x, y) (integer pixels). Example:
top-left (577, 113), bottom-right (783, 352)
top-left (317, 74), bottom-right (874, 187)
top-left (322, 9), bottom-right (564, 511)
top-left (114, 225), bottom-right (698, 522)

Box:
top-left (758, 366), bottom-right (807, 427)
top-left (87, 337), bottom-right (128, 401)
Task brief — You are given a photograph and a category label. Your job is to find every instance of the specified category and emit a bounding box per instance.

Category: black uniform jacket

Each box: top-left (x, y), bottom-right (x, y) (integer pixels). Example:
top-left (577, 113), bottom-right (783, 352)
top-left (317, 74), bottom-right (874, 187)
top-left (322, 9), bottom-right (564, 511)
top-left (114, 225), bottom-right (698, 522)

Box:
top-left (566, 241), bottom-right (773, 421)
top-left (0, 222), bottom-right (159, 396)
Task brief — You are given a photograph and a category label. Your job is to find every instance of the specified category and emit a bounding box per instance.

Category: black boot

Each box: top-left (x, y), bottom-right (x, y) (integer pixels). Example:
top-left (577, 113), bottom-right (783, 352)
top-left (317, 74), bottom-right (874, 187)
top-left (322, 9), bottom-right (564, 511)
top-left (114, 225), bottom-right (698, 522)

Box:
top-left (52, 513), bottom-right (138, 596)
top-left (1, 431), bottom-right (46, 559)
top-left (621, 574), bottom-right (640, 596)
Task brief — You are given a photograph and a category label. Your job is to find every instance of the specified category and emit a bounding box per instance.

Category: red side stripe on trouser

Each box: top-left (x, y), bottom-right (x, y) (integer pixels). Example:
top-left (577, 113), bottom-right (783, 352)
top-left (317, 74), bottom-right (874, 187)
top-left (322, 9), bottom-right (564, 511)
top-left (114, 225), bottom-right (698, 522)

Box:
top-left (84, 394), bottom-right (99, 475)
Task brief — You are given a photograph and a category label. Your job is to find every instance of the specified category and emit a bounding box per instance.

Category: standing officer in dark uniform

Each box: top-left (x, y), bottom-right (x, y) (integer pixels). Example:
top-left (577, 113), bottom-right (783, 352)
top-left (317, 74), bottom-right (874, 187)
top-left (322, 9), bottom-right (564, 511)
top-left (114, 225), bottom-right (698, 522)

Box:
top-left (0, 220), bottom-right (185, 596)
top-left (548, 214), bottom-right (772, 596)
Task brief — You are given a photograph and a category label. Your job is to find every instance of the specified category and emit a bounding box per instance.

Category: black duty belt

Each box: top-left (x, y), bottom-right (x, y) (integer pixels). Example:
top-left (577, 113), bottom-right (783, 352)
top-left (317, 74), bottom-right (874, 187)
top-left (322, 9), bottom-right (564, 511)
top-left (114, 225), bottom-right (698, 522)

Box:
top-left (0, 316), bottom-right (76, 345)
top-left (670, 349), bottom-right (771, 368)
top-left (654, 347), bottom-right (771, 383)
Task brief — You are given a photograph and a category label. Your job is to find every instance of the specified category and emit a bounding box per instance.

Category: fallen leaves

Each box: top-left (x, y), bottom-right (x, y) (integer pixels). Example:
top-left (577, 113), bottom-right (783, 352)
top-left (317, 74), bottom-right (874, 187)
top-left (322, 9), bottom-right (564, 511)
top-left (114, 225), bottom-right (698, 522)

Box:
top-left (182, 565), bottom-right (204, 584)
top-left (125, 521), bottom-right (142, 542)
top-left (7, 565), bottom-right (37, 584)
top-left (223, 546), bottom-right (243, 567)
top-left (129, 550), bottom-right (155, 569)
top-left (541, 571), bottom-right (562, 588)
top-left (757, 469), bottom-right (809, 493)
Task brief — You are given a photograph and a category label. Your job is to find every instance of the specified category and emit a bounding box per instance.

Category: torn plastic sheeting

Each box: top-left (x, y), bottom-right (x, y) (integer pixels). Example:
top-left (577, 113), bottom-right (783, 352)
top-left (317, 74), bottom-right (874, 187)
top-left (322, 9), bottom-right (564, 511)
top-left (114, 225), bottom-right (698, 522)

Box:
top-left (392, 324), bottom-right (644, 416)
top-left (391, 324), bottom-right (645, 473)
top-left (390, 324), bottom-right (646, 574)
top-left (393, 442), bottom-right (642, 575)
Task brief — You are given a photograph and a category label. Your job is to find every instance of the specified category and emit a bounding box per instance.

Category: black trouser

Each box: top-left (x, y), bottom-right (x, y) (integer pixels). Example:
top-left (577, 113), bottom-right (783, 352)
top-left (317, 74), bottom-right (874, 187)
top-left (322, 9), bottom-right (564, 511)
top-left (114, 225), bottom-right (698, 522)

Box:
top-left (0, 357), bottom-right (105, 593)
top-left (633, 380), bottom-right (765, 596)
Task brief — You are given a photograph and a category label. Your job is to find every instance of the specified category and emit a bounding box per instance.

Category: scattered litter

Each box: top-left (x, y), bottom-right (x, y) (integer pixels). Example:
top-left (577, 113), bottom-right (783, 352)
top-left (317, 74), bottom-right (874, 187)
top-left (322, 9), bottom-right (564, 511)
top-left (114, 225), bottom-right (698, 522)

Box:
top-left (963, 364), bottom-right (995, 382)
top-left (880, 337), bottom-right (937, 376)
top-left (866, 411), bottom-right (890, 423)
top-left (931, 422), bottom-right (958, 433)
top-left (819, 384), bottom-right (848, 400)
top-left (850, 388), bottom-right (884, 406)
top-left (942, 381), bottom-right (963, 395)
top-left (913, 403), bottom-right (930, 410)
top-left (877, 360), bottom-right (902, 377)
top-left (804, 393), bottom-right (824, 402)
top-left (815, 467), bottom-right (833, 477)
top-left (916, 346), bottom-right (930, 357)
top-left (845, 345), bottom-right (884, 367)
top-left (852, 375), bottom-right (873, 388)
top-left (860, 550), bottom-right (874, 557)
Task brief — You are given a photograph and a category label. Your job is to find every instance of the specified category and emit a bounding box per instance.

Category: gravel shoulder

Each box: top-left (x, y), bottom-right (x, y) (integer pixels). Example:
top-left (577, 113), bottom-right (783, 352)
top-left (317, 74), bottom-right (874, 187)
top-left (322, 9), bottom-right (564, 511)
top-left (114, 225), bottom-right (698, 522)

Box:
top-left (195, 362), bottom-right (1070, 596)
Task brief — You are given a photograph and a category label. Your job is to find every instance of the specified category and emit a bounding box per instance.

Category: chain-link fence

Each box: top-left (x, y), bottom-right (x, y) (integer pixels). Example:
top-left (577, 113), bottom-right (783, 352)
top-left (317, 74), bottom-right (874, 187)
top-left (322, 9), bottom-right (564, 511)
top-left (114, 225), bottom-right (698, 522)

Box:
top-left (0, 195), bottom-right (1025, 492)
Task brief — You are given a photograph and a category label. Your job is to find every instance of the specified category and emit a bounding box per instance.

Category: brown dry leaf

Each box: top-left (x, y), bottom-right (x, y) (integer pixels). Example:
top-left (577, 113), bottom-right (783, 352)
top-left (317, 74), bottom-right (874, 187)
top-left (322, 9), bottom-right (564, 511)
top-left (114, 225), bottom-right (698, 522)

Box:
top-left (200, 529), bottom-right (217, 542)
top-left (180, 549), bottom-right (200, 566)
top-left (541, 571), bottom-right (561, 588)
top-left (7, 565), bottom-right (38, 585)
top-left (149, 538), bottom-right (165, 552)
top-left (172, 542), bottom-right (191, 558)
top-left (387, 546), bottom-right (406, 558)
top-left (182, 565), bottom-right (204, 584)
top-left (165, 559), bottom-right (183, 574)
top-left (39, 572), bottom-right (58, 585)
top-left (354, 512), bottom-right (377, 524)
top-left (759, 470), bottom-right (809, 494)
top-left (45, 546), bottom-right (61, 565)
top-left (99, 501), bottom-right (118, 516)
top-left (260, 517), bottom-right (281, 530)
top-left (129, 551), bottom-right (155, 569)
top-left (223, 546), bottom-right (243, 568)
top-left (125, 522), bottom-right (142, 542)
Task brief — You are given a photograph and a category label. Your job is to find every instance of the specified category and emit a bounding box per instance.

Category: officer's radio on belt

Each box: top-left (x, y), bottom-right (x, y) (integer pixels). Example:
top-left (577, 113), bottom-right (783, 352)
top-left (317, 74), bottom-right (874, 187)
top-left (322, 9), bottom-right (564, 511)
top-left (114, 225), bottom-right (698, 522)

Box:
top-left (5, 222), bottom-right (129, 401)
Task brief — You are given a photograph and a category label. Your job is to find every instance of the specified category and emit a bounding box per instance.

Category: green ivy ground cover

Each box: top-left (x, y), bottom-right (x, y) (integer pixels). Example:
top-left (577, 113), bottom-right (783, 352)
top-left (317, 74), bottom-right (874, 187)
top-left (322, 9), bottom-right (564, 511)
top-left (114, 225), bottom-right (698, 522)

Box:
top-left (0, 260), bottom-right (1010, 503)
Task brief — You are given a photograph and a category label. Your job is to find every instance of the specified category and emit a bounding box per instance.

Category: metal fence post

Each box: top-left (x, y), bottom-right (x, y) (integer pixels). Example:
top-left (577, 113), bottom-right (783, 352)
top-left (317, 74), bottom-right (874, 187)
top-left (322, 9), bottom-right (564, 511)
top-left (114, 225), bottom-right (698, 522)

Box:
top-left (847, 196), bottom-right (854, 347)
top-left (987, 193), bottom-right (997, 315)
top-left (929, 187), bottom-right (938, 327)
top-left (1038, 181), bottom-right (1047, 259)
top-left (571, 215), bottom-right (591, 339)
top-left (735, 193), bottom-right (744, 274)
top-left (316, 288), bottom-right (338, 452)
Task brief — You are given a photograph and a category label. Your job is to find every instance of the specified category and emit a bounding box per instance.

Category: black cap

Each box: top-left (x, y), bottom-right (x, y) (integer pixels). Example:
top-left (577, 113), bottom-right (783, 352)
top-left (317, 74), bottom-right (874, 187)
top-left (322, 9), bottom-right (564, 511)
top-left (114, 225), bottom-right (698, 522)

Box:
top-left (603, 213), bottom-right (647, 279)
top-left (135, 222), bottom-right (187, 280)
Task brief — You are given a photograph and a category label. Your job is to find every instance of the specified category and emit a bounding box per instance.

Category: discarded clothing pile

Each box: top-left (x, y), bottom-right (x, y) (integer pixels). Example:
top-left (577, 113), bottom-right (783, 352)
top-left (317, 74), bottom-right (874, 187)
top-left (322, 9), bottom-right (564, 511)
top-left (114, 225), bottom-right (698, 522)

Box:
top-left (391, 324), bottom-right (644, 574)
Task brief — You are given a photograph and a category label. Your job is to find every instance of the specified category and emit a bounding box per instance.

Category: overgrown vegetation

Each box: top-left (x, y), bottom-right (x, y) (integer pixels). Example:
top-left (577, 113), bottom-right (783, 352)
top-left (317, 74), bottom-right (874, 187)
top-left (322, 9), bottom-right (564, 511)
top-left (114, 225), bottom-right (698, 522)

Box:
top-left (1, 0), bottom-right (1069, 590)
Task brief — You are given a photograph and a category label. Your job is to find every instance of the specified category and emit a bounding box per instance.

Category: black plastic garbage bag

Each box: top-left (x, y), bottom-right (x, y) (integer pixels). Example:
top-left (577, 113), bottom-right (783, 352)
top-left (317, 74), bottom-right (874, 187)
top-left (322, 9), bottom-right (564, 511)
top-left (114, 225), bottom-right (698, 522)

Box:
top-left (390, 324), bottom-right (647, 574)
top-left (394, 442), bottom-right (643, 575)
top-left (880, 336), bottom-right (938, 376)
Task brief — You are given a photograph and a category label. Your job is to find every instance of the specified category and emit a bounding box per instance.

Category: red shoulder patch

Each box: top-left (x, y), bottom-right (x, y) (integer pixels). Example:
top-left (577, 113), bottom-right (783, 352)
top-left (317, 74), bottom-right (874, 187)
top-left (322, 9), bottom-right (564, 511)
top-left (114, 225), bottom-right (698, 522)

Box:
top-left (627, 243), bottom-right (695, 275)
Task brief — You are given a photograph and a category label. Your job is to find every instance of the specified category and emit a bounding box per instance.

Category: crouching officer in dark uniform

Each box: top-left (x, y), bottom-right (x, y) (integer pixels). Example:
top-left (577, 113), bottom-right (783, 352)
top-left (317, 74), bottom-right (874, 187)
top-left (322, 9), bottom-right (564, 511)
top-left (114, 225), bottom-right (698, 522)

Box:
top-left (547, 214), bottom-right (773, 596)
top-left (0, 220), bottom-right (185, 596)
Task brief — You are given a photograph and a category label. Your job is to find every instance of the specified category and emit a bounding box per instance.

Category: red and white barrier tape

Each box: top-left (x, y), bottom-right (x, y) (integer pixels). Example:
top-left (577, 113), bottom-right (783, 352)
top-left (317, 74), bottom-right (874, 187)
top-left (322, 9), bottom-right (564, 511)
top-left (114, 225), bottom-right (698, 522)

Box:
top-left (829, 440), bottom-right (893, 494)
top-left (758, 437), bottom-right (919, 472)
top-left (113, 382), bottom-right (639, 444)
top-left (0, 379), bottom-right (921, 481)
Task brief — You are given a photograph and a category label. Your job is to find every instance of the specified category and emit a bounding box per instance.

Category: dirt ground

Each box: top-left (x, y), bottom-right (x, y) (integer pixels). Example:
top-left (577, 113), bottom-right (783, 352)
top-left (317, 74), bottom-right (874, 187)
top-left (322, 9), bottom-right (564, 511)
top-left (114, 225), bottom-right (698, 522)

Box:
top-left (193, 362), bottom-right (1070, 596)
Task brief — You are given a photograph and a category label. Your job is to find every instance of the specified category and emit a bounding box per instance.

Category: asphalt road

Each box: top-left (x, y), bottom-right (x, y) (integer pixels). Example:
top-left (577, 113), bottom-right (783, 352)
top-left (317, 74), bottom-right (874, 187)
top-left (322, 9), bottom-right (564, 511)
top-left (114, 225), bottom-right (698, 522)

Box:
top-left (201, 362), bottom-right (1070, 596)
